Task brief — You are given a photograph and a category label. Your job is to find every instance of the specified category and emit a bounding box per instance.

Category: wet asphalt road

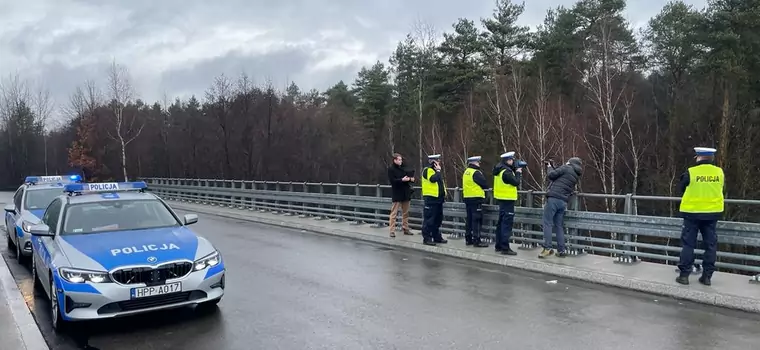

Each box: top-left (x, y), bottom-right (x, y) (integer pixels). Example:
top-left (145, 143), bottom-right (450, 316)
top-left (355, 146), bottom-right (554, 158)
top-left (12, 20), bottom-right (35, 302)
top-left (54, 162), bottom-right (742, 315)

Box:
top-left (2, 205), bottom-right (760, 349)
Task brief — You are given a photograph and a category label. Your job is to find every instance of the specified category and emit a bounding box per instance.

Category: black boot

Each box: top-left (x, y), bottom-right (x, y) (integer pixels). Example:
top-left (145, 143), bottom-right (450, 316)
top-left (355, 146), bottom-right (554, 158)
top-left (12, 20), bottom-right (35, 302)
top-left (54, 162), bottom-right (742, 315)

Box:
top-left (676, 275), bottom-right (689, 285)
top-left (501, 249), bottom-right (517, 256)
top-left (698, 275), bottom-right (711, 286)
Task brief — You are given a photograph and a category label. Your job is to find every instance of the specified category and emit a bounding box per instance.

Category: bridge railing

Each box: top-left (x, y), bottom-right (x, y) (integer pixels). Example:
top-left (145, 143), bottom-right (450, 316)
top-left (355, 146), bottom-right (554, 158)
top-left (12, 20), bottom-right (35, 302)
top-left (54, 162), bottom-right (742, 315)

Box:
top-left (141, 178), bottom-right (760, 280)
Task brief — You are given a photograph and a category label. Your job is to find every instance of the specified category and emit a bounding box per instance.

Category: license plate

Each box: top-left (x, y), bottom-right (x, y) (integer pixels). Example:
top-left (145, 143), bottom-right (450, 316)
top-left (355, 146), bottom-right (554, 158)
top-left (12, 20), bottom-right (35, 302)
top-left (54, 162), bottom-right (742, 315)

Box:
top-left (130, 282), bottom-right (182, 299)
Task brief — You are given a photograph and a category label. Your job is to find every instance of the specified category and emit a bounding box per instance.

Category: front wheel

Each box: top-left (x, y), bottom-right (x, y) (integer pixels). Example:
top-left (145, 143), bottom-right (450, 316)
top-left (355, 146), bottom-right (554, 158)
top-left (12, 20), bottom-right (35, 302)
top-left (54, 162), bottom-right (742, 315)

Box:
top-left (15, 239), bottom-right (26, 264)
top-left (50, 278), bottom-right (67, 332)
top-left (31, 253), bottom-right (41, 292)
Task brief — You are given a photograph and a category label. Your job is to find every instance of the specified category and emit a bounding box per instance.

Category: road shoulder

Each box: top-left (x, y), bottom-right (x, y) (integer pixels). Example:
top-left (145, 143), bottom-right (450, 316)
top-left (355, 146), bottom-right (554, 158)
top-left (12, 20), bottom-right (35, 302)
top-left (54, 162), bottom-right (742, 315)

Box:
top-left (169, 200), bottom-right (760, 314)
top-left (0, 249), bottom-right (49, 350)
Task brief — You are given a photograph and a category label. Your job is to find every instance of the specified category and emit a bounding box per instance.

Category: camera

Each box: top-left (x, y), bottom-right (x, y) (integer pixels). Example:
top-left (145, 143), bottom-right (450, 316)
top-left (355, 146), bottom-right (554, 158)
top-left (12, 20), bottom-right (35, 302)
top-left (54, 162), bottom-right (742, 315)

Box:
top-left (516, 160), bottom-right (528, 168)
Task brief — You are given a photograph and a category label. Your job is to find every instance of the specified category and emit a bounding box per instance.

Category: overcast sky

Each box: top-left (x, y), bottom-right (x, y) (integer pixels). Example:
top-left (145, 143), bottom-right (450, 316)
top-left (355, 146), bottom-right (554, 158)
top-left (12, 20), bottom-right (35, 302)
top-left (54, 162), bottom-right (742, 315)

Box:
top-left (2, 0), bottom-right (707, 118)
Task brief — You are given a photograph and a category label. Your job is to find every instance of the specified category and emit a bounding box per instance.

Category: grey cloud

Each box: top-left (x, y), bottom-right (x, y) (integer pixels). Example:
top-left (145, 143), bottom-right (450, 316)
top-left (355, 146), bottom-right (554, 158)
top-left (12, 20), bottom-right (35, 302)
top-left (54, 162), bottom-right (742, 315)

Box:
top-left (1, 0), bottom-right (707, 115)
top-left (158, 47), bottom-right (314, 99)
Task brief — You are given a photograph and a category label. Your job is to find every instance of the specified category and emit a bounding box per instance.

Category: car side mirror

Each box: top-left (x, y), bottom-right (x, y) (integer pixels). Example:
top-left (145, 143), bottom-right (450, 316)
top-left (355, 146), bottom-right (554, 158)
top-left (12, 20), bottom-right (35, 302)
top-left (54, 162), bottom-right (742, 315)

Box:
top-left (29, 224), bottom-right (54, 237)
top-left (4, 204), bottom-right (15, 214)
top-left (183, 214), bottom-right (198, 225)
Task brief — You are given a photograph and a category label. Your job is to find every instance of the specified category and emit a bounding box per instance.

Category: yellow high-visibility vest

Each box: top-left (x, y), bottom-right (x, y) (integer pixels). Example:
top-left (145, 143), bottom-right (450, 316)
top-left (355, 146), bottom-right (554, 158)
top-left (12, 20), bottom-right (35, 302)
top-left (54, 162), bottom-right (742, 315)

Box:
top-left (493, 169), bottom-right (518, 200)
top-left (421, 167), bottom-right (446, 198)
top-left (462, 168), bottom-right (485, 198)
top-left (680, 164), bottom-right (725, 213)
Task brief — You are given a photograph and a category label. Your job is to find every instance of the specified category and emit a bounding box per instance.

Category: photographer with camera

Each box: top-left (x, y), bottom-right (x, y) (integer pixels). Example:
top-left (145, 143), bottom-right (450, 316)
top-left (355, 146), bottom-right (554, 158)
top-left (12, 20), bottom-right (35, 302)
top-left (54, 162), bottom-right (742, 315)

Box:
top-left (539, 157), bottom-right (583, 259)
top-left (492, 151), bottom-right (523, 256)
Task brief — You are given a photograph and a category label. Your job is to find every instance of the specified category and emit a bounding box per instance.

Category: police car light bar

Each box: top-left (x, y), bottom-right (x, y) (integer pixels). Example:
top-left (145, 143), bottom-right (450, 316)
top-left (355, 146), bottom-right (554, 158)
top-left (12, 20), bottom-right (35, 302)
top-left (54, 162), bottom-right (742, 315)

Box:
top-left (63, 181), bottom-right (147, 193)
top-left (25, 175), bottom-right (82, 184)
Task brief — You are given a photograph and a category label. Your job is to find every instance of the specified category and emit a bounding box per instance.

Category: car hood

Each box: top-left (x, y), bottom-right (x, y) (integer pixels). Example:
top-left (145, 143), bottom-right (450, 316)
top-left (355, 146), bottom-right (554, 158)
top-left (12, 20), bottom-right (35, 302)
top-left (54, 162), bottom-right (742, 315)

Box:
top-left (60, 226), bottom-right (200, 270)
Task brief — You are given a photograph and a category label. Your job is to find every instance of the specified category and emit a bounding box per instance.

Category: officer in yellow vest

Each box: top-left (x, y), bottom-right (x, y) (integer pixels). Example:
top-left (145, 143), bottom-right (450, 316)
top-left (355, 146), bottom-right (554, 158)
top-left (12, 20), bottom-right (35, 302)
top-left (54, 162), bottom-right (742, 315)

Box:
top-left (420, 154), bottom-right (448, 246)
top-left (462, 156), bottom-right (490, 248)
top-left (493, 151), bottom-right (522, 255)
top-left (676, 147), bottom-right (724, 286)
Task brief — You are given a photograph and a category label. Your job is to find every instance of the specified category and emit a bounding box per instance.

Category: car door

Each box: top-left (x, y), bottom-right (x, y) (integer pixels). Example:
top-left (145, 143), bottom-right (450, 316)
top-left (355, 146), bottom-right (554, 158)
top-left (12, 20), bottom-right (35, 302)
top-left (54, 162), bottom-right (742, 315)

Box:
top-left (34, 198), bottom-right (62, 296)
top-left (8, 187), bottom-right (24, 244)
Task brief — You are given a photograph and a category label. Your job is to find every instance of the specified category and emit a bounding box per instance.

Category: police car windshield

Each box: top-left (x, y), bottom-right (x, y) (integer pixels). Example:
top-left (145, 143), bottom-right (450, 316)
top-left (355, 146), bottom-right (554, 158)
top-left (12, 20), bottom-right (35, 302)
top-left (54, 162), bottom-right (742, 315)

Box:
top-left (24, 188), bottom-right (62, 210)
top-left (61, 199), bottom-right (180, 235)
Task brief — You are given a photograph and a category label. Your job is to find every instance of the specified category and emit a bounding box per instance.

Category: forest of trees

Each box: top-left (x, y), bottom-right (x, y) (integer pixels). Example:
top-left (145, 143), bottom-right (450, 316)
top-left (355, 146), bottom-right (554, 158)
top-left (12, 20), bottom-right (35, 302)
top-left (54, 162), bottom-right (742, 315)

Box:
top-left (1, 0), bottom-right (759, 219)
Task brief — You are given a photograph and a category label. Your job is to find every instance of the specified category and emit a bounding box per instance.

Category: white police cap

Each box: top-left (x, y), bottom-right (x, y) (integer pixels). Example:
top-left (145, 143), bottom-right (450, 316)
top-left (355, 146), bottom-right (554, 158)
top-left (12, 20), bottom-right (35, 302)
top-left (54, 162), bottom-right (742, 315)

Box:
top-left (428, 154), bottom-right (441, 160)
top-left (467, 156), bottom-right (482, 162)
top-left (694, 147), bottom-right (717, 156)
top-left (500, 151), bottom-right (515, 159)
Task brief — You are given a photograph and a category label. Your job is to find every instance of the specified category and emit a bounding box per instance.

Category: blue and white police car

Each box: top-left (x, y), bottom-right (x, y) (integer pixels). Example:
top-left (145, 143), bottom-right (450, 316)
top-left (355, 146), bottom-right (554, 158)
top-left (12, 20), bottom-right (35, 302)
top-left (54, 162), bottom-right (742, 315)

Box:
top-left (4, 175), bottom-right (82, 263)
top-left (27, 181), bottom-right (225, 331)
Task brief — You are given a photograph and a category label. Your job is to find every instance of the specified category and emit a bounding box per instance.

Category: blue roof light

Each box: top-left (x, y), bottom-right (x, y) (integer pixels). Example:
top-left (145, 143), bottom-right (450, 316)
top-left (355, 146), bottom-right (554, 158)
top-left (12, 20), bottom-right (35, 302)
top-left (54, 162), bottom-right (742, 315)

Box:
top-left (63, 181), bottom-right (148, 194)
top-left (25, 175), bottom-right (80, 185)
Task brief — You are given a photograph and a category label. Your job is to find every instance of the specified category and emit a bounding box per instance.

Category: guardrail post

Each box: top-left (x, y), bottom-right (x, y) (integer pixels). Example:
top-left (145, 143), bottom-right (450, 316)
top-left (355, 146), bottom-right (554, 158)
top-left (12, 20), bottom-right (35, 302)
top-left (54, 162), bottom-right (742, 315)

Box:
top-left (200, 180), bottom-right (208, 205)
top-left (371, 185), bottom-right (384, 228)
top-left (350, 184), bottom-right (364, 225)
top-left (448, 188), bottom-right (464, 240)
top-left (314, 183), bottom-right (327, 221)
top-left (567, 194), bottom-right (586, 257)
top-left (270, 182), bottom-right (281, 214)
top-left (330, 184), bottom-right (344, 222)
top-left (298, 182), bottom-right (309, 218)
top-left (615, 193), bottom-right (639, 265)
top-left (519, 191), bottom-right (538, 250)
top-left (283, 182), bottom-right (295, 216)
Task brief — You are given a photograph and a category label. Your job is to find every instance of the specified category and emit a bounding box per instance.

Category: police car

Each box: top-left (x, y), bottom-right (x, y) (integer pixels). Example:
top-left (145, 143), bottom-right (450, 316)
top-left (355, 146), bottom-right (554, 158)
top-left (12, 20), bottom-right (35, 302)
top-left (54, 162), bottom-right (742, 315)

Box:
top-left (27, 181), bottom-right (225, 331)
top-left (4, 175), bottom-right (82, 263)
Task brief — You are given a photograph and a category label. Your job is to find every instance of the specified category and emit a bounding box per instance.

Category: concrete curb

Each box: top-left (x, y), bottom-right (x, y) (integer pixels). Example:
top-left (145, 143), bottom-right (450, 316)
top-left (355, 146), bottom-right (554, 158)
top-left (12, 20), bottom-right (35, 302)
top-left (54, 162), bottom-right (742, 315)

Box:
top-left (0, 252), bottom-right (49, 350)
top-left (173, 203), bottom-right (760, 315)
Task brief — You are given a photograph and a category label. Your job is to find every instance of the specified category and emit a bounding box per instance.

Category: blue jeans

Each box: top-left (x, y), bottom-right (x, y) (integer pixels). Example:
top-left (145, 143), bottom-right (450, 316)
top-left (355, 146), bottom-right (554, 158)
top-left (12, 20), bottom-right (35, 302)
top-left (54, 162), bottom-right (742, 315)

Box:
top-left (542, 197), bottom-right (567, 252)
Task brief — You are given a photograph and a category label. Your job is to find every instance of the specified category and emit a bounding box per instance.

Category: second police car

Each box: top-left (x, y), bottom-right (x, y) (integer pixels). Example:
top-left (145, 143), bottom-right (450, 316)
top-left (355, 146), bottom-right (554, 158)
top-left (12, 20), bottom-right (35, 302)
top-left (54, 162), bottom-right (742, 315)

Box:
top-left (4, 175), bottom-right (82, 263)
top-left (28, 181), bottom-right (225, 331)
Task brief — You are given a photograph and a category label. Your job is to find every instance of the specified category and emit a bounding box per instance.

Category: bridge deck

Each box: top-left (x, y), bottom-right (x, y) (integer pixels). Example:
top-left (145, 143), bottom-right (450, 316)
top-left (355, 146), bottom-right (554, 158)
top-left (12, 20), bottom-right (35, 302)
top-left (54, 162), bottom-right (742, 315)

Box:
top-left (169, 200), bottom-right (760, 314)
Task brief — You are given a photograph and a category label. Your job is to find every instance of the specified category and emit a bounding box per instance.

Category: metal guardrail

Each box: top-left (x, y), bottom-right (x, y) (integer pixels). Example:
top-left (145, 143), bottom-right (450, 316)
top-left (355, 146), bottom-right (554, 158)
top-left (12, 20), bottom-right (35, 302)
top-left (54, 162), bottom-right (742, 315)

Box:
top-left (142, 178), bottom-right (760, 281)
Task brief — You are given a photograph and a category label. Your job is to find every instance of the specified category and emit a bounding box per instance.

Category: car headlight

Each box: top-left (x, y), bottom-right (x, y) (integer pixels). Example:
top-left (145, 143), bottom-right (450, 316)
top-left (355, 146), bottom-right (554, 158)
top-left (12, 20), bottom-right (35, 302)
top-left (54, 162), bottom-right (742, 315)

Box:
top-left (58, 267), bottom-right (111, 284)
top-left (193, 251), bottom-right (221, 271)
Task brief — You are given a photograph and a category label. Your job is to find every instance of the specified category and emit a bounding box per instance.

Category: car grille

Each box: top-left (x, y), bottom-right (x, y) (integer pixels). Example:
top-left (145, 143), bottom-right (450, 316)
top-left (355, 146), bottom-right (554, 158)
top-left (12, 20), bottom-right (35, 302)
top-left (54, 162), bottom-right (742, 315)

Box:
top-left (111, 262), bottom-right (193, 285)
top-left (97, 290), bottom-right (208, 315)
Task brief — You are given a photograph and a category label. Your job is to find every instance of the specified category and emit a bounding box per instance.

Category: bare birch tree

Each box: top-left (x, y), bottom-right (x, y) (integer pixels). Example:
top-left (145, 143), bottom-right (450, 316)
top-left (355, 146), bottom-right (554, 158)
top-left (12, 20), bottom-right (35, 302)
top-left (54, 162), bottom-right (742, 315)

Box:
top-left (578, 15), bottom-right (639, 212)
top-left (32, 83), bottom-right (53, 174)
top-left (525, 68), bottom-right (558, 190)
top-left (411, 18), bottom-right (438, 170)
top-left (106, 60), bottom-right (144, 181)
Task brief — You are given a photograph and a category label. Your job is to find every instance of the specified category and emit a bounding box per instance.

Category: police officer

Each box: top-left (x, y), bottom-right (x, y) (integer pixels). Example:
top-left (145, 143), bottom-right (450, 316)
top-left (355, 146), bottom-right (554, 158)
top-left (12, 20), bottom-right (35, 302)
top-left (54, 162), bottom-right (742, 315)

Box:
top-left (462, 156), bottom-right (490, 248)
top-left (420, 154), bottom-right (448, 246)
top-left (493, 151), bottom-right (522, 255)
top-left (676, 147), bottom-right (724, 286)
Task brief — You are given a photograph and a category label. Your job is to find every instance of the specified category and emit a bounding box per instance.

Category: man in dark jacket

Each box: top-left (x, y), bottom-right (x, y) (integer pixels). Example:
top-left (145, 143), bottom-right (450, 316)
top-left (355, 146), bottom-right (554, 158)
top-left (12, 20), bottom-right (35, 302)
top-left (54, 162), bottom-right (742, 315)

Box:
top-left (493, 151), bottom-right (522, 255)
top-left (539, 157), bottom-right (582, 258)
top-left (462, 156), bottom-right (490, 248)
top-left (387, 153), bottom-right (414, 237)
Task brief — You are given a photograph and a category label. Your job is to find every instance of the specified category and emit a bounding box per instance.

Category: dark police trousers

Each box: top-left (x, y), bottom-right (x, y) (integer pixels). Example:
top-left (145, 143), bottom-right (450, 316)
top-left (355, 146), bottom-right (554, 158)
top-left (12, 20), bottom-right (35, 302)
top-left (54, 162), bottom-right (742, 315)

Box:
top-left (495, 200), bottom-right (516, 251)
top-left (422, 199), bottom-right (444, 242)
top-left (465, 201), bottom-right (484, 244)
top-left (677, 217), bottom-right (718, 277)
